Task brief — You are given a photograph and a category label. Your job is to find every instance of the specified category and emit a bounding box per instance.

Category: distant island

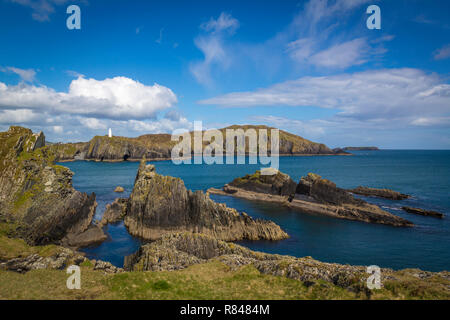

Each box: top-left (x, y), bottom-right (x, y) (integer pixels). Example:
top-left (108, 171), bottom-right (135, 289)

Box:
top-left (342, 147), bottom-right (379, 151)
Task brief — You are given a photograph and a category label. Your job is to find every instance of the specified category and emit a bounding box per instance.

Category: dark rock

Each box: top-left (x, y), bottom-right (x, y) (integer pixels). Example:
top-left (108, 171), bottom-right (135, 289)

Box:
top-left (62, 224), bottom-right (108, 248)
top-left (123, 158), bottom-right (288, 241)
top-left (402, 206), bottom-right (444, 218)
top-left (349, 186), bottom-right (410, 200)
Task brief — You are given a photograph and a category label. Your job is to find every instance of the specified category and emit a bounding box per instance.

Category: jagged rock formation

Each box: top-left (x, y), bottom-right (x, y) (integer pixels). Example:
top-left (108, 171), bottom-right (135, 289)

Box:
top-left (229, 170), bottom-right (297, 196)
top-left (123, 232), bottom-right (386, 292)
top-left (103, 159), bottom-right (288, 241)
top-left (0, 126), bottom-right (103, 246)
top-left (99, 198), bottom-right (128, 227)
top-left (209, 171), bottom-right (413, 227)
top-left (402, 206), bottom-right (444, 218)
top-left (348, 186), bottom-right (410, 200)
top-left (48, 125), bottom-right (348, 162)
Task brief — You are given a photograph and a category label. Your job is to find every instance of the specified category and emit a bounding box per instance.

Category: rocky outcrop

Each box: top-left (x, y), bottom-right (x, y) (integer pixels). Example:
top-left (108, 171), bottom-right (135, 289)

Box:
top-left (114, 186), bottom-right (125, 193)
top-left (0, 246), bottom-right (123, 274)
top-left (402, 207), bottom-right (444, 218)
top-left (62, 224), bottom-right (108, 248)
top-left (121, 159), bottom-right (288, 241)
top-left (229, 170), bottom-right (297, 196)
top-left (348, 186), bottom-right (410, 200)
top-left (209, 171), bottom-right (413, 227)
top-left (124, 232), bottom-right (380, 292)
top-left (0, 126), bottom-right (101, 246)
top-left (342, 147), bottom-right (379, 151)
top-left (48, 125), bottom-right (349, 162)
top-left (99, 198), bottom-right (128, 227)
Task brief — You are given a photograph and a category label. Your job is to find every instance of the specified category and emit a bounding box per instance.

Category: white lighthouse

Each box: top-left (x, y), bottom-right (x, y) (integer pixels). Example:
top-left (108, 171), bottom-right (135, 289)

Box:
top-left (108, 128), bottom-right (112, 138)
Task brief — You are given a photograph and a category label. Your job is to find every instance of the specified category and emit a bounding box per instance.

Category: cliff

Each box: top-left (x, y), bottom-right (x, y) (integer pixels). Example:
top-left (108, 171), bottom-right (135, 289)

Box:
top-left (48, 125), bottom-right (348, 162)
top-left (209, 171), bottom-right (413, 227)
top-left (0, 126), bottom-right (103, 246)
top-left (102, 158), bottom-right (288, 241)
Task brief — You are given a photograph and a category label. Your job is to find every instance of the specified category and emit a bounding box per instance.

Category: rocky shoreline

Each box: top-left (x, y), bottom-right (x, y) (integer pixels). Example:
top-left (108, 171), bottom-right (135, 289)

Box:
top-left (208, 171), bottom-right (413, 227)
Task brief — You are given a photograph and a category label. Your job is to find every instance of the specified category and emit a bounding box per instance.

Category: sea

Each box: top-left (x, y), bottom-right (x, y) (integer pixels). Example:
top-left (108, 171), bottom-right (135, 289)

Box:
top-left (59, 150), bottom-right (450, 272)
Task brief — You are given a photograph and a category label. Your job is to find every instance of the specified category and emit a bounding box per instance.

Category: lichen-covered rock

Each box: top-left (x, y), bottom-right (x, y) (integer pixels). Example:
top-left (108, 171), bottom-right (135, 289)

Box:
top-left (0, 126), bottom-right (99, 245)
top-left (123, 159), bottom-right (288, 241)
top-left (349, 186), bottom-right (410, 200)
top-left (114, 186), bottom-right (125, 193)
top-left (93, 260), bottom-right (124, 273)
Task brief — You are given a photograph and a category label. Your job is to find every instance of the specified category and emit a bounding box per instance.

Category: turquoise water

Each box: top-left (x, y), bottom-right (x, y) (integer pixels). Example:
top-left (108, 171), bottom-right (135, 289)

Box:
top-left (60, 150), bottom-right (450, 271)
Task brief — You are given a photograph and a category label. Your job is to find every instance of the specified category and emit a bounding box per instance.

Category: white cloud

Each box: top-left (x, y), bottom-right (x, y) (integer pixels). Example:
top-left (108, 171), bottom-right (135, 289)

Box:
top-left (79, 117), bottom-right (106, 130)
top-left (0, 109), bottom-right (42, 124)
top-left (52, 125), bottom-right (63, 133)
top-left (65, 70), bottom-right (84, 78)
top-left (199, 68), bottom-right (450, 127)
top-left (200, 12), bottom-right (239, 34)
top-left (308, 38), bottom-right (369, 68)
top-left (433, 44), bottom-right (450, 60)
top-left (0, 76), bottom-right (177, 120)
top-left (11, 0), bottom-right (69, 22)
top-left (1, 66), bottom-right (36, 82)
top-left (190, 12), bottom-right (238, 86)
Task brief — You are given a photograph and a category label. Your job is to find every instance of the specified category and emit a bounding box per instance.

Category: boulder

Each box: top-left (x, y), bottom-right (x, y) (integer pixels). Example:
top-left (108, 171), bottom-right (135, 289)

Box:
top-left (114, 186), bottom-right (125, 193)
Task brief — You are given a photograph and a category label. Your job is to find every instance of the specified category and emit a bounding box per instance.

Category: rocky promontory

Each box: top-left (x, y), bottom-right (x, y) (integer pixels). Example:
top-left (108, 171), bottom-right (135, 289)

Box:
top-left (402, 206), bottom-right (444, 218)
top-left (48, 125), bottom-right (349, 162)
top-left (101, 158), bottom-right (288, 241)
top-left (0, 126), bottom-right (104, 247)
top-left (348, 186), bottom-right (410, 200)
top-left (209, 171), bottom-right (413, 227)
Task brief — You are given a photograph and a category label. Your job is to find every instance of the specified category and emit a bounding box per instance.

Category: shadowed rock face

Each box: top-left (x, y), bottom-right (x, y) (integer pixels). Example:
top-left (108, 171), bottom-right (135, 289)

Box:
top-left (0, 126), bottom-right (100, 246)
top-left (122, 159), bottom-right (288, 241)
top-left (297, 173), bottom-right (362, 206)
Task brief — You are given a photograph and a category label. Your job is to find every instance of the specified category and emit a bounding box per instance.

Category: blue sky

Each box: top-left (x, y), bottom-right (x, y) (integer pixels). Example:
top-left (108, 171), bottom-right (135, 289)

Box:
top-left (0, 0), bottom-right (449, 149)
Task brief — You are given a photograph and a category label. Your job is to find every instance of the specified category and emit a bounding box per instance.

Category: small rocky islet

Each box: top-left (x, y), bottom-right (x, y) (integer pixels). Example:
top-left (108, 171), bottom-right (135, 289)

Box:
top-left (1, 126), bottom-right (449, 299)
top-left (208, 171), bottom-right (414, 227)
